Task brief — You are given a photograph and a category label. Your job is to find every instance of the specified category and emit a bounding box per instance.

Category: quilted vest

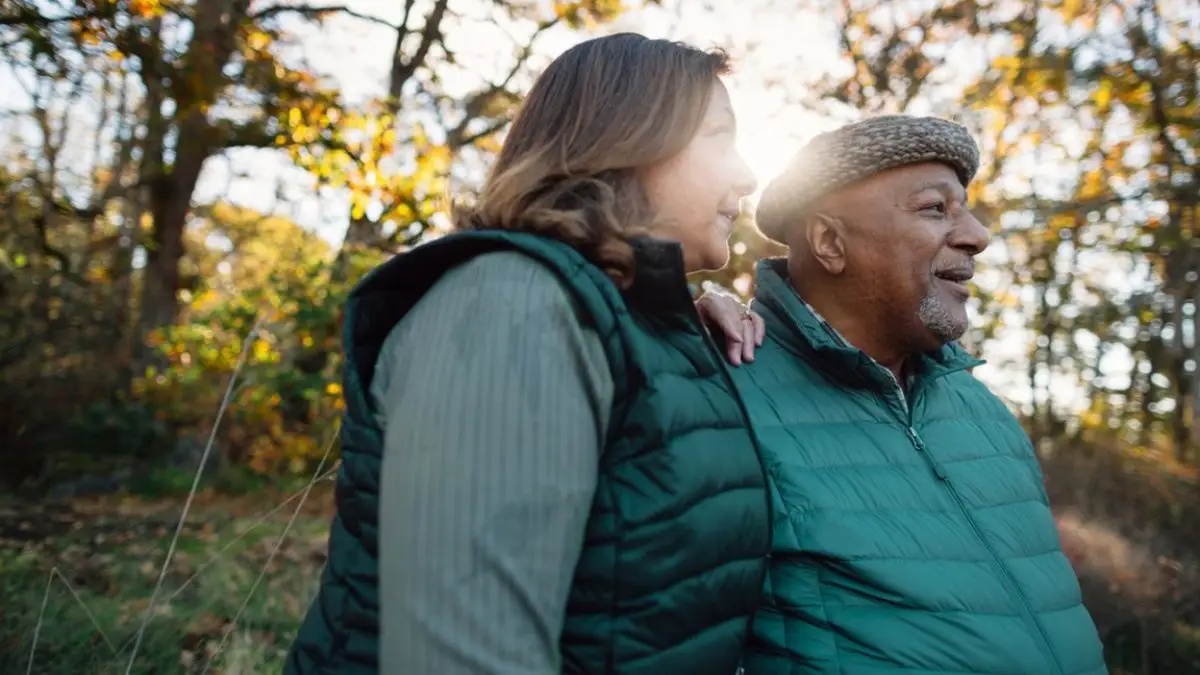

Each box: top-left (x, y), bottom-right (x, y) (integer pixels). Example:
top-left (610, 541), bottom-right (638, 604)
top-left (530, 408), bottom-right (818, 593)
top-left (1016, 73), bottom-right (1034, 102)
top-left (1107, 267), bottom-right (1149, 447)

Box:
top-left (730, 260), bottom-right (1107, 675)
top-left (284, 231), bottom-right (772, 675)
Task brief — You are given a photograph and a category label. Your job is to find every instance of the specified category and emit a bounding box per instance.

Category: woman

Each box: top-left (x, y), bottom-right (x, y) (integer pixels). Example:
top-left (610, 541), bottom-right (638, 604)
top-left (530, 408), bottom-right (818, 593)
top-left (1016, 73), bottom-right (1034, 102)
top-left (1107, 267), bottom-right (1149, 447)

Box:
top-left (286, 33), bottom-right (771, 675)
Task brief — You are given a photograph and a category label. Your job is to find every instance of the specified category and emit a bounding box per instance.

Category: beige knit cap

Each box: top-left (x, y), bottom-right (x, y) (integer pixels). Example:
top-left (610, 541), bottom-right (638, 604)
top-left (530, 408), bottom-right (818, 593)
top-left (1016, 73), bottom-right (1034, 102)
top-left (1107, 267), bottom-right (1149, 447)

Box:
top-left (754, 115), bottom-right (981, 245)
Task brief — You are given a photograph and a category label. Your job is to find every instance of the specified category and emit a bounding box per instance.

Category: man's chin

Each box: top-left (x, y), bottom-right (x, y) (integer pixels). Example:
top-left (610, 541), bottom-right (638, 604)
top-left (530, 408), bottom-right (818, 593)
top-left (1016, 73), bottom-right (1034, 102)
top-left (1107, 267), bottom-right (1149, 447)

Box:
top-left (928, 321), bottom-right (968, 346)
top-left (918, 308), bottom-right (968, 346)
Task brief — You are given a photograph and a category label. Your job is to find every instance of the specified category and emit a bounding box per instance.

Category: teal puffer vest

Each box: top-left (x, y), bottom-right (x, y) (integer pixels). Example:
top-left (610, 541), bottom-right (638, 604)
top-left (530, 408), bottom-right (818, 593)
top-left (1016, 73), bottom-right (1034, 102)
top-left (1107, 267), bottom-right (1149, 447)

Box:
top-left (730, 260), bottom-right (1106, 675)
top-left (284, 231), bottom-right (772, 675)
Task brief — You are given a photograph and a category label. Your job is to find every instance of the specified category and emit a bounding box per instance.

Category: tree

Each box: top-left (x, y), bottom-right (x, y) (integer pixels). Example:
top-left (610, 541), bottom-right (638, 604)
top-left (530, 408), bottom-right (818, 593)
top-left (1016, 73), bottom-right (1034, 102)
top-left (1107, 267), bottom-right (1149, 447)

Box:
top-left (0, 0), bottom-right (660, 476)
top-left (1, 0), bottom-right (344, 365)
top-left (0, 0), bottom-right (646, 369)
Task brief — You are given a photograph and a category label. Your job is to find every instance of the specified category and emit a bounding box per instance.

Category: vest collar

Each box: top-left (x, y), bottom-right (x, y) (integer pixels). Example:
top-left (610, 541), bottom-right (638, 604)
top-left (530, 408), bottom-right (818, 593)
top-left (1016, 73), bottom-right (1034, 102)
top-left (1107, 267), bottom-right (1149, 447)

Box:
top-left (753, 258), bottom-right (983, 388)
top-left (623, 236), bottom-right (698, 321)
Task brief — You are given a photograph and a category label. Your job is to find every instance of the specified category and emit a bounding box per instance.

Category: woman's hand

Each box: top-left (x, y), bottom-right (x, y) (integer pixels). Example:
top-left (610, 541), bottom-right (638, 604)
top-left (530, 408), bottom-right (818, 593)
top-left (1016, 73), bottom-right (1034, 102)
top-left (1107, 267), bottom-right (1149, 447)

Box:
top-left (695, 287), bottom-right (764, 366)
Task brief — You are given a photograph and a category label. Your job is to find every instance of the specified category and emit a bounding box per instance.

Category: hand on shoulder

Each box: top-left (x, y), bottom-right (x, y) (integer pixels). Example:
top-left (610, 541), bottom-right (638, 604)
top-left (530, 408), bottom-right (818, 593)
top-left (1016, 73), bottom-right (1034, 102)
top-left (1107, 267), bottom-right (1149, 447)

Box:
top-left (694, 284), bottom-right (765, 366)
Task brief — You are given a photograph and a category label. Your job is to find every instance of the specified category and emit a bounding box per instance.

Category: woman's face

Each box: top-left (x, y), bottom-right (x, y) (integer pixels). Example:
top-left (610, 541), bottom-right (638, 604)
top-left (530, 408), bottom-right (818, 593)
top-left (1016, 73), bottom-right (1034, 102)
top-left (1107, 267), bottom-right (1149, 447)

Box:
top-left (640, 80), bottom-right (757, 273)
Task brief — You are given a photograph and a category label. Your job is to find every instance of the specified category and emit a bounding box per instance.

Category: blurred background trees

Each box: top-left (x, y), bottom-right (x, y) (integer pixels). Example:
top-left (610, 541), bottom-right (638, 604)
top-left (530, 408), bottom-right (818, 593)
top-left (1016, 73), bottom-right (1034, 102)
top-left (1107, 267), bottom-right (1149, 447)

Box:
top-left (1, 0), bottom-right (1198, 671)
top-left (0, 0), bottom-right (639, 483)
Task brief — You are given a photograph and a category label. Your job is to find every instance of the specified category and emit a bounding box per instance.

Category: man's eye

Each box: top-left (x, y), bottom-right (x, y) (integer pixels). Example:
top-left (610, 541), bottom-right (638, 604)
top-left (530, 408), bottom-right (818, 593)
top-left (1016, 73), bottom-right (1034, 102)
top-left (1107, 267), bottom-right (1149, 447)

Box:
top-left (922, 202), bottom-right (946, 214)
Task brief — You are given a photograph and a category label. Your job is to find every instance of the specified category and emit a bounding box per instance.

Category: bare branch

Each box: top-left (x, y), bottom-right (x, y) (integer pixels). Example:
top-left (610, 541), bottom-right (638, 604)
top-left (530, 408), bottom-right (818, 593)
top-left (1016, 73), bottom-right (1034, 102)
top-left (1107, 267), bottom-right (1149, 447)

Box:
top-left (249, 3), bottom-right (400, 29)
top-left (0, 5), bottom-right (111, 27)
top-left (399, 0), bottom-right (416, 38)
top-left (445, 16), bottom-right (560, 148)
top-left (451, 117), bottom-right (507, 149)
top-left (29, 214), bottom-right (89, 285)
top-left (388, 0), bottom-right (450, 102)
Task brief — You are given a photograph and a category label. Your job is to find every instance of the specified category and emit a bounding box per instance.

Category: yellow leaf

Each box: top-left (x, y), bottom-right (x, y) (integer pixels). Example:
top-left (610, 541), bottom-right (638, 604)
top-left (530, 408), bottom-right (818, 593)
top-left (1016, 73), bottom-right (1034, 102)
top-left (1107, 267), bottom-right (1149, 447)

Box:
top-left (247, 29), bottom-right (270, 51)
top-left (130, 0), bottom-right (164, 18)
top-left (252, 339), bottom-right (272, 362)
top-left (1094, 79), bottom-right (1113, 109)
top-left (990, 55), bottom-right (1022, 72)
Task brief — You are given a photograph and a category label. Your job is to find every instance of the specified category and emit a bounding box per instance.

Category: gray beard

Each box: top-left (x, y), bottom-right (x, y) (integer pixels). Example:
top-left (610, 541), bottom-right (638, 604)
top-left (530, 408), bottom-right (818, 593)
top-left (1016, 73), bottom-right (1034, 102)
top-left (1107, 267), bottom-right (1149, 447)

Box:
top-left (918, 290), bottom-right (967, 344)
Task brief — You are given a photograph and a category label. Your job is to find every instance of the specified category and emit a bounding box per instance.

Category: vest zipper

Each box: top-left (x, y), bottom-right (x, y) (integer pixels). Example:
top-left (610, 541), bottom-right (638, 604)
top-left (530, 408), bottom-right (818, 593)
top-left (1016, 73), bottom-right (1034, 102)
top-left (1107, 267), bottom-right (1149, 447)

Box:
top-left (893, 372), bottom-right (1066, 675)
top-left (689, 312), bottom-right (775, 668)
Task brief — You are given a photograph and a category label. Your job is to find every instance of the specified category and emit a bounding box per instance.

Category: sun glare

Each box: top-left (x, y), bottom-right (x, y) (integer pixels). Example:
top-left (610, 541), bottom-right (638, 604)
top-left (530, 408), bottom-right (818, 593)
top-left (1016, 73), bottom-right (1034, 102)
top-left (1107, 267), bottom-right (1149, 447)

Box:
top-left (723, 80), bottom-right (834, 203)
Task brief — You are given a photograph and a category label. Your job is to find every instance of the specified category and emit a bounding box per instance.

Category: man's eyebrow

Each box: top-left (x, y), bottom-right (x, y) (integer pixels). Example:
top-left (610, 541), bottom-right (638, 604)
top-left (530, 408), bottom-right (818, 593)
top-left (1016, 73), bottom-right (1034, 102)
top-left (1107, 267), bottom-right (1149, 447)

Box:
top-left (909, 179), bottom-right (963, 197)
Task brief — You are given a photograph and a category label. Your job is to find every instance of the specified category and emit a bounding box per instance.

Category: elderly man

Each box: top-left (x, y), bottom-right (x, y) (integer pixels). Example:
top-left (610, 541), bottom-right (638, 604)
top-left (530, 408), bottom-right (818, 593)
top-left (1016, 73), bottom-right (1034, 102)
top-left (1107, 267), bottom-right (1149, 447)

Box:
top-left (730, 116), bottom-right (1107, 675)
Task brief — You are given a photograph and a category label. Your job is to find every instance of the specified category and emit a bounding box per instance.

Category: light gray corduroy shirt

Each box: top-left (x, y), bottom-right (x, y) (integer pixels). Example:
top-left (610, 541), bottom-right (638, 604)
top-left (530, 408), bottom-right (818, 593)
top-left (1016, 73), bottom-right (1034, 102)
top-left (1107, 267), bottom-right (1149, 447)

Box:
top-left (371, 251), bottom-right (615, 673)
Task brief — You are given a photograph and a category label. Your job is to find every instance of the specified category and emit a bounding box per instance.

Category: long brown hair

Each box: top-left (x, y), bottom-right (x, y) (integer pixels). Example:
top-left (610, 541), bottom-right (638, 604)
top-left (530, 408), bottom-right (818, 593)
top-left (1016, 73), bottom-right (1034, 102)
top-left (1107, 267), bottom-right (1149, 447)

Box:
top-left (455, 33), bottom-right (730, 289)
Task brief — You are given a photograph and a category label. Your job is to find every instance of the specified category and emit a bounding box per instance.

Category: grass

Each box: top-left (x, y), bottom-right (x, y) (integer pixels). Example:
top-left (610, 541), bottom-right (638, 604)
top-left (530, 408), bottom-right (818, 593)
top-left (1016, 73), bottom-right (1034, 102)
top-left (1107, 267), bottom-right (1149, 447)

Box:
top-left (0, 484), bottom-right (334, 675)
top-left (5, 455), bottom-right (1199, 674)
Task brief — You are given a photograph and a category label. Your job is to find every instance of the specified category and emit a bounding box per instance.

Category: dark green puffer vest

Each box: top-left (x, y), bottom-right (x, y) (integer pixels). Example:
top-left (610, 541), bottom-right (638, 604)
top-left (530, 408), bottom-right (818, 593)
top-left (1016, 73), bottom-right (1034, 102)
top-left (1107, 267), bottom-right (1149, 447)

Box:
top-left (731, 260), bottom-right (1107, 675)
top-left (284, 231), bottom-right (771, 675)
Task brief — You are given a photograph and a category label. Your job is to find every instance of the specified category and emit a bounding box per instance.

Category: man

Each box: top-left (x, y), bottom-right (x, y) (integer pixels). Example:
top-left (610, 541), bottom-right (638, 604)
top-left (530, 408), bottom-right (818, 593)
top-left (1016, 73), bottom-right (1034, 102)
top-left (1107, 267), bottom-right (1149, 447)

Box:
top-left (731, 115), bottom-right (1107, 675)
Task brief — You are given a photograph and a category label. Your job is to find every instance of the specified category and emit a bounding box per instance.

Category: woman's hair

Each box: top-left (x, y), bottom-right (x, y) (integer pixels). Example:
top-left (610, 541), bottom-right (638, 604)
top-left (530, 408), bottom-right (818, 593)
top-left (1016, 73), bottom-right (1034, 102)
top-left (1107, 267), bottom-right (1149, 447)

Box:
top-left (455, 33), bottom-right (730, 288)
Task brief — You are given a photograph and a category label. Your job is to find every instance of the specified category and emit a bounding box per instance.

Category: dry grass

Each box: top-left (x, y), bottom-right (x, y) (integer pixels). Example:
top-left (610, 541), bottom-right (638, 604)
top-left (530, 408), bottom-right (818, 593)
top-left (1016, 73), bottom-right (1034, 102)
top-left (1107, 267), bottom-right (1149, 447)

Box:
top-left (0, 484), bottom-right (334, 675)
top-left (1045, 435), bottom-right (1200, 674)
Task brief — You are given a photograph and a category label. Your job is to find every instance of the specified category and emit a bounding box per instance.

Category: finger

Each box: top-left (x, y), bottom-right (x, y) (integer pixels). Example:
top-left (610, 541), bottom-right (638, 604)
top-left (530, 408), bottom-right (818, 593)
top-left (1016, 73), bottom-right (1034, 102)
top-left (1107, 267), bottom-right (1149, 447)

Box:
top-left (722, 316), bottom-right (746, 367)
top-left (727, 341), bottom-right (742, 366)
top-left (695, 294), bottom-right (746, 366)
top-left (752, 312), bottom-right (765, 346)
top-left (742, 319), bottom-right (756, 362)
top-left (716, 311), bottom-right (744, 347)
top-left (708, 303), bottom-right (746, 349)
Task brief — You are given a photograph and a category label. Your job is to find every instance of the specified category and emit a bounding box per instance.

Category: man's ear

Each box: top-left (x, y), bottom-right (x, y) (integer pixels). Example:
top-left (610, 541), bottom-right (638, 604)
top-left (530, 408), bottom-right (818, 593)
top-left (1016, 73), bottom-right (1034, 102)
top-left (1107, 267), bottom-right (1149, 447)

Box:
top-left (805, 212), bottom-right (847, 275)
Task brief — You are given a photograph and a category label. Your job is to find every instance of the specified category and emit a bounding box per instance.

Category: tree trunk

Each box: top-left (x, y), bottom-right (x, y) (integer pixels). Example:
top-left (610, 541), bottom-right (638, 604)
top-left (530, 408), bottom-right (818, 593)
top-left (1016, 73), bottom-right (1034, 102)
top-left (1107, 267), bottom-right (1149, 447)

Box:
top-left (132, 0), bottom-right (248, 365)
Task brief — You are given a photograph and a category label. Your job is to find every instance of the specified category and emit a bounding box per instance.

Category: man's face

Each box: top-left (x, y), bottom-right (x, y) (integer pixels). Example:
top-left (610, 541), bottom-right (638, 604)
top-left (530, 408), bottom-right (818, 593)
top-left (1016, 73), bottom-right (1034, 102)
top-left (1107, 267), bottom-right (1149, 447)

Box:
top-left (826, 162), bottom-right (991, 351)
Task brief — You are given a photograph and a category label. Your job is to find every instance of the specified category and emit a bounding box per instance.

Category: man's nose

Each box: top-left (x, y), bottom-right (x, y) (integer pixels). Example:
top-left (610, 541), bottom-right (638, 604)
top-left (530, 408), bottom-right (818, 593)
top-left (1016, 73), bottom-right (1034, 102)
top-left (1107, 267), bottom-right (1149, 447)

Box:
top-left (953, 209), bottom-right (990, 255)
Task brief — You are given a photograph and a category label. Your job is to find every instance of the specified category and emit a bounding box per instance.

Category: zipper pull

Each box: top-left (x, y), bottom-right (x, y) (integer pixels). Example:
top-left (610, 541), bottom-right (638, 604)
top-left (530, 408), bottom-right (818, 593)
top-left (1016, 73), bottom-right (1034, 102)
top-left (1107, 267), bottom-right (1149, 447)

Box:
top-left (906, 427), bottom-right (922, 446)
top-left (907, 427), bottom-right (949, 480)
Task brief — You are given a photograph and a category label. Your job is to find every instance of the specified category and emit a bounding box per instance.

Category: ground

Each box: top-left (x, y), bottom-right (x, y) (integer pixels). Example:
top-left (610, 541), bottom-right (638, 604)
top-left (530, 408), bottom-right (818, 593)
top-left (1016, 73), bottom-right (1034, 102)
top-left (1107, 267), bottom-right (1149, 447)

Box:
top-left (5, 476), bottom-right (1200, 674)
top-left (0, 484), bottom-right (335, 675)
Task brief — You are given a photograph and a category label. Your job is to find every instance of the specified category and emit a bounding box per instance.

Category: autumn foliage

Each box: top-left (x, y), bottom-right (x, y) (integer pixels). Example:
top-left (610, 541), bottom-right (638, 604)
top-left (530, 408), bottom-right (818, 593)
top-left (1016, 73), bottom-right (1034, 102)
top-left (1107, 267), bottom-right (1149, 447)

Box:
top-left (0, 0), bottom-right (644, 483)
